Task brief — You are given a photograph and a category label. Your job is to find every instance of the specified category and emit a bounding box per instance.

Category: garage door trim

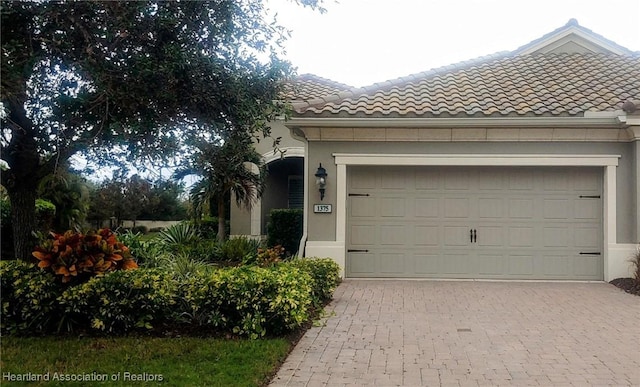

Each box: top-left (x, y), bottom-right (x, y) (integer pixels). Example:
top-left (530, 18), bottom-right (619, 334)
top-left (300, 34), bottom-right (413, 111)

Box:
top-left (332, 154), bottom-right (620, 279)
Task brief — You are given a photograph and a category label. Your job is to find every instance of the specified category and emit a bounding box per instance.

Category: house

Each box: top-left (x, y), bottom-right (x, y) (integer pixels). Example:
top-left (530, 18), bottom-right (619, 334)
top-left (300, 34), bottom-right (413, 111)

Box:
top-left (233, 20), bottom-right (640, 281)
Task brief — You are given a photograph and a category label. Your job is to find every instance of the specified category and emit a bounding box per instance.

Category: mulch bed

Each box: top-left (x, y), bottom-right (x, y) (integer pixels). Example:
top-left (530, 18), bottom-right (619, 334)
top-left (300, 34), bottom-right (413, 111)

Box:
top-left (610, 278), bottom-right (640, 296)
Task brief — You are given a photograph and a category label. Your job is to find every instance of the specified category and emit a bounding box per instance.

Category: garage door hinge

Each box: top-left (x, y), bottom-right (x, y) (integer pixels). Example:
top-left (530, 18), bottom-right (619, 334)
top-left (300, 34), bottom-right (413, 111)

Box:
top-left (579, 252), bottom-right (601, 255)
top-left (348, 249), bottom-right (369, 253)
top-left (348, 193), bottom-right (370, 197)
top-left (579, 195), bottom-right (601, 199)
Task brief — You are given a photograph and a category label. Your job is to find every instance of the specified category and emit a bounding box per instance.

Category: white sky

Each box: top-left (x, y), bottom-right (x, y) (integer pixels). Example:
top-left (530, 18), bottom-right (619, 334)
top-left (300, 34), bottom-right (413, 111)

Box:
top-left (269, 0), bottom-right (640, 87)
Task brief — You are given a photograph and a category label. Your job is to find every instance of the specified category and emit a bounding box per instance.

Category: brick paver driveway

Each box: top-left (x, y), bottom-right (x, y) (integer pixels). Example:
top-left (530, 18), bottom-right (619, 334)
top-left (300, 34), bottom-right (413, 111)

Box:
top-left (271, 280), bottom-right (640, 386)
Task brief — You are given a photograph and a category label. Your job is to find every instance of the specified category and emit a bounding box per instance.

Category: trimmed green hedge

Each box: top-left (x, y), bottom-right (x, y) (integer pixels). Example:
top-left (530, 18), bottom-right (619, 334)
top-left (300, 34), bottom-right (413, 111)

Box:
top-left (0, 257), bottom-right (341, 338)
top-left (267, 209), bottom-right (302, 256)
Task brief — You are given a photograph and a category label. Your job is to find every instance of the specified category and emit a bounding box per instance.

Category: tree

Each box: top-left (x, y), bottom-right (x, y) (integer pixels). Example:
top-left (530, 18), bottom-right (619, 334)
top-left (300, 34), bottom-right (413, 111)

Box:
top-left (1, 0), bottom-right (322, 260)
top-left (139, 179), bottom-right (187, 221)
top-left (178, 134), bottom-right (266, 242)
top-left (38, 167), bottom-right (91, 232)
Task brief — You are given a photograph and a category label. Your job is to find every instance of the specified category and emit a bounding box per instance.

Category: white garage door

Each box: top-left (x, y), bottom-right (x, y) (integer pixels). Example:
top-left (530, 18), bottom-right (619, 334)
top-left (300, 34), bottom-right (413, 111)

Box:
top-left (346, 166), bottom-right (603, 280)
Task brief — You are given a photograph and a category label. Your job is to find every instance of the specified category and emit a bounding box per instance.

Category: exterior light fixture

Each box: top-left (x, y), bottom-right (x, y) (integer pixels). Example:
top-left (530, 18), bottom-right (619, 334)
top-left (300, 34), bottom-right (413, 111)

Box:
top-left (314, 163), bottom-right (328, 201)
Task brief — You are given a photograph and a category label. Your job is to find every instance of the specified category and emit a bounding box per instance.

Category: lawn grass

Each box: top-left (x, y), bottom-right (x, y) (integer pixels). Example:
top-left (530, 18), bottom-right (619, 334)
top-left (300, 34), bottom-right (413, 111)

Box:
top-left (0, 336), bottom-right (291, 386)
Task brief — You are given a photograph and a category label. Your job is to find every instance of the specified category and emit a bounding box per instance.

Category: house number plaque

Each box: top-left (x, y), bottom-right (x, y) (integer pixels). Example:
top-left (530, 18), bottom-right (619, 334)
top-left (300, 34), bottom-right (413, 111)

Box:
top-left (313, 204), bottom-right (332, 213)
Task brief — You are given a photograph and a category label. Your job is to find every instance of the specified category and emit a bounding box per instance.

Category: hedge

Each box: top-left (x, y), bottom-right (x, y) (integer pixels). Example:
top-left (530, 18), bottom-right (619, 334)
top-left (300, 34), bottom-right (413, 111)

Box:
top-left (0, 257), bottom-right (341, 338)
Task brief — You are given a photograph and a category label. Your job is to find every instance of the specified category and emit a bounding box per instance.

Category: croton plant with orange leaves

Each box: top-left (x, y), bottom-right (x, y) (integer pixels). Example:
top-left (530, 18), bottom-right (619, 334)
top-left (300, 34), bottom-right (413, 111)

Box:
top-left (32, 229), bottom-right (138, 283)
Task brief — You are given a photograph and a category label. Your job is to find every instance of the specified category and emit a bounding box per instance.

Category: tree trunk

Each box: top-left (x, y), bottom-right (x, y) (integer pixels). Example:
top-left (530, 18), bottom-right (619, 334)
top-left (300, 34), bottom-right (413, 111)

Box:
top-left (6, 183), bottom-right (38, 261)
top-left (217, 196), bottom-right (226, 242)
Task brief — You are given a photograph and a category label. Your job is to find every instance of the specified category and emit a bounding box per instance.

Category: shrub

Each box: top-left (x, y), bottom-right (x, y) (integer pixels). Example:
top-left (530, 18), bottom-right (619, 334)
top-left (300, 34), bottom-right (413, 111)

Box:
top-left (59, 269), bottom-right (177, 333)
top-left (0, 260), bottom-right (63, 334)
top-left (266, 209), bottom-right (302, 256)
top-left (287, 258), bottom-right (341, 307)
top-left (32, 229), bottom-right (138, 283)
top-left (159, 222), bottom-right (198, 247)
top-left (175, 265), bottom-right (312, 338)
top-left (214, 236), bottom-right (262, 262)
top-left (244, 245), bottom-right (285, 267)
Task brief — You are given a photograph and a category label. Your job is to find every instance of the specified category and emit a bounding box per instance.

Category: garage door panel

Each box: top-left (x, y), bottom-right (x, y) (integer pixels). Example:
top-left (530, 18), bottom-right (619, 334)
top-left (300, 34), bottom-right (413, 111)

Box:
top-left (379, 167), bottom-right (406, 189)
top-left (575, 227), bottom-right (600, 248)
top-left (478, 198), bottom-right (504, 218)
top-left (543, 199), bottom-right (569, 219)
top-left (509, 170), bottom-right (534, 190)
top-left (380, 225), bottom-right (405, 245)
top-left (509, 227), bottom-right (535, 247)
top-left (348, 252), bottom-right (375, 275)
top-left (415, 170), bottom-right (441, 190)
top-left (380, 197), bottom-right (406, 217)
top-left (444, 226), bottom-right (471, 246)
top-left (414, 226), bottom-right (439, 246)
top-left (350, 225), bottom-right (376, 245)
top-left (573, 255), bottom-right (602, 277)
top-left (379, 252), bottom-right (406, 274)
top-left (442, 253), bottom-right (474, 275)
top-left (351, 197), bottom-right (376, 217)
top-left (574, 199), bottom-right (599, 219)
top-left (508, 199), bottom-right (534, 219)
top-left (543, 227), bottom-right (570, 248)
top-left (444, 198), bottom-right (470, 218)
top-left (444, 170), bottom-right (470, 190)
top-left (414, 254), bottom-right (441, 274)
top-left (478, 226), bottom-right (503, 247)
top-left (347, 166), bottom-right (602, 279)
top-left (477, 253), bottom-right (505, 275)
top-left (415, 198), bottom-right (439, 217)
top-left (507, 255), bottom-right (535, 275)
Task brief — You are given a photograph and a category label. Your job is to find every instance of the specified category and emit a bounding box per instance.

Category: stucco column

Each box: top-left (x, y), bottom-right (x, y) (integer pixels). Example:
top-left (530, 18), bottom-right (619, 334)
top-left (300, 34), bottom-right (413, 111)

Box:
top-left (626, 123), bottom-right (640, 242)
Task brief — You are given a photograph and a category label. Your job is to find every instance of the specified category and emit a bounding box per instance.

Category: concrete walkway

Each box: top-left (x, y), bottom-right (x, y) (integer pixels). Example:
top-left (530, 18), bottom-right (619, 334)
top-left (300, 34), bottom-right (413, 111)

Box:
top-left (271, 280), bottom-right (640, 386)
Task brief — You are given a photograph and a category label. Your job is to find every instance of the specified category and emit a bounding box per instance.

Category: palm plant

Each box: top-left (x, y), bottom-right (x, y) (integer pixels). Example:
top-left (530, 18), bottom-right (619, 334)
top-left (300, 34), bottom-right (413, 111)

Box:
top-left (176, 134), bottom-right (266, 242)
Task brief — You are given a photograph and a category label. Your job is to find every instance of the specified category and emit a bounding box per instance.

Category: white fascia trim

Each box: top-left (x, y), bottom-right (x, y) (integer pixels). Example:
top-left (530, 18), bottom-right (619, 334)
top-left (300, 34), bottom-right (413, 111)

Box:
top-left (286, 117), bottom-right (621, 129)
top-left (516, 28), bottom-right (630, 56)
top-left (333, 154), bottom-right (620, 167)
top-left (333, 153), bottom-right (620, 280)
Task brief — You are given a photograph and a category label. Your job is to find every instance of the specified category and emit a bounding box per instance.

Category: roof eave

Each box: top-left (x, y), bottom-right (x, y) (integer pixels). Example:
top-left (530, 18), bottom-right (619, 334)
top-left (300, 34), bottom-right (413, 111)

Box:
top-left (285, 116), bottom-right (628, 129)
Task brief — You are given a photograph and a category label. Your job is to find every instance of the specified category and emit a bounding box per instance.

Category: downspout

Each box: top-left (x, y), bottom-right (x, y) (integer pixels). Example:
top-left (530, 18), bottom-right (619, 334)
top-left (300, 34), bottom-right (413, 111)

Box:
top-left (290, 127), bottom-right (309, 257)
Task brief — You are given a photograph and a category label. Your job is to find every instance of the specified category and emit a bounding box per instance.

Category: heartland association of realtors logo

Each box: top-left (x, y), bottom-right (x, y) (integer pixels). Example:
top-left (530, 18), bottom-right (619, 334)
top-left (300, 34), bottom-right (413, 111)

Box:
top-left (3, 371), bottom-right (164, 382)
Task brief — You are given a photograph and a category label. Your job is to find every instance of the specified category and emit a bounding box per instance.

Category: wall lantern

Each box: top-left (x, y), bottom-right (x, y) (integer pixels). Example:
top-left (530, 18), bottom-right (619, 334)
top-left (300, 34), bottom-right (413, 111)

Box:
top-left (314, 163), bottom-right (328, 201)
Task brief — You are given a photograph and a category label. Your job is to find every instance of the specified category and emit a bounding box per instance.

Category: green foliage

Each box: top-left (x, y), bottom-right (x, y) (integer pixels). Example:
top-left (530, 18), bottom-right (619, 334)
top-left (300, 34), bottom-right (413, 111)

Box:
top-left (287, 258), bottom-right (342, 308)
top-left (159, 222), bottom-right (199, 247)
top-left (2, 257), bottom-right (341, 338)
top-left (179, 134), bottom-right (266, 242)
top-left (0, 194), bottom-right (10, 225)
top-left (176, 265), bottom-right (312, 338)
top-left (32, 228), bottom-right (138, 284)
top-left (190, 217), bottom-right (228, 239)
top-left (245, 245), bottom-right (285, 267)
top-left (38, 168), bottom-right (90, 231)
top-left (34, 199), bottom-right (56, 232)
top-left (0, 260), bottom-right (63, 335)
top-left (59, 269), bottom-right (177, 333)
top-left (1, 0), bottom-right (323, 263)
top-left (267, 209), bottom-right (303, 256)
top-left (214, 236), bottom-right (262, 262)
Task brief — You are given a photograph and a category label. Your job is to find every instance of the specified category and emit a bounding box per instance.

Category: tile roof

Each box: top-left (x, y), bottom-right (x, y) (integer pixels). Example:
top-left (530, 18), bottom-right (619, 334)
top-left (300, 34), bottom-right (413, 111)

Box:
top-left (282, 73), bottom-right (354, 102)
top-left (293, 53), bottom-right (640, 118)
top-left (290, 20), bottom-right (640, 118)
